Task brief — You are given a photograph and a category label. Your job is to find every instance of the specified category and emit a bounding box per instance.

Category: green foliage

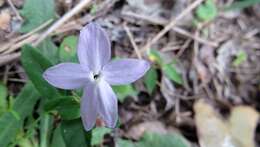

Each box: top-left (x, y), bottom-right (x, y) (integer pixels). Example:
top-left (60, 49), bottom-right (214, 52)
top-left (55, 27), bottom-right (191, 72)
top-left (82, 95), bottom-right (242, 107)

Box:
top-left (90, 4), bottom-right (98, 15)
top-left (116, 132), bottom-right (190, 147)
top-left (20, 0), bottom-right (55, 33)
top-left (113, 85), bottom-right (137, 102)
top-left (51, 125), bottom-right (66, 147)
top-left (147, 49), bottom-right (163, 65)
top-left (0, 83), bottom-right (40, 147)
top-left (21, 45), bottom-right (61, 100)
top-left (0, 83), bottom-right (7, 113)
top-left (144, 67), bottom-right (158, 94)
top-left (116, 139), bottom-right (136, 147)
top-left (136, 132), bottom-right (190, 147)
top-left (91, 127), bottom-right (111, 146)
top-left (196, 0), bottom-right (218, 22)
top-left (45, 96), bottom-right (80, 120)
top-left (233, 50), bottom-right (247, 66)
top-left (162, 64), bottom-right (183, 85)
top-left (61, 119), bottom-right (91, 147)
top-left (39, 113), bottom-right (53, 147)
top-left (147, 49), bottom-right (183, 85)
top-left (226, 0), bottom-right (260, 10)
top-left (38, 38), bottom-right (59, 64)
top-left (59, 36), bottom-right (78, 62)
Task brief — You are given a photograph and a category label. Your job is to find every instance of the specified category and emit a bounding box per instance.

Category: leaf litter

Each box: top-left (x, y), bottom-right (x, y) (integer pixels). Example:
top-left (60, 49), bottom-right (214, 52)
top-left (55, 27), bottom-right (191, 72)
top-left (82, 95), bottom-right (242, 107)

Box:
top-left (0, 0), bottom-right (260, 146)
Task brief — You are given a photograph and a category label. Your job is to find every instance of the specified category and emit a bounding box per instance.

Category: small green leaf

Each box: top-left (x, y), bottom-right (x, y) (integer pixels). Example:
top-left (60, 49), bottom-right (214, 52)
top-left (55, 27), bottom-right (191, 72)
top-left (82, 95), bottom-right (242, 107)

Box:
top-left (90, 4), bottom-right (98, 15)
top-left (91, 127), bottom-right (112, 146)
top-left (21, 45), bottom-right (61, 100)
top-left (51, 125), bottom-right (66, 147)
top-left (226, 0), bottom-right (260, 10)
top-left (147, 49), bottom-right (163, 65)
top-left (61, 119), bottom-right (91, 147)
top-left (20, 0), bottom-right (55, 32)
top-left (196, 0), bottom-right (218, 22)
top-left (162, 64), bottom-right (183, 85)
top-left (38, 37), bottom-right (59, 64)
top-left (144, 68), bottom-right (158, 94)
top-left (136, 132), bottom-right (190, 147)
top-left (116, 132), bottom-right (191, 147)
top-left (116, 139), bottom-right (136, 147)
top-left (0, 83), bottom-right (40, 147)
top-left (0, 83), bottom-right (7, 112)
top-left (45, 96), bottom-right (80, 120)
top-left (112, 85), bottom-right (137, 102)
top-left (233, 50), bottom-right (247, 66)
top-left (59, 36), bottom-right (78, 62)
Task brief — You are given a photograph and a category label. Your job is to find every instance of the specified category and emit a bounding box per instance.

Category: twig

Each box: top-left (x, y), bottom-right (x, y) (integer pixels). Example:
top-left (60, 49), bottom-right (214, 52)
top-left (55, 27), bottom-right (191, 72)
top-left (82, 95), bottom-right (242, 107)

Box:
top-left (123, 22), bottom-right (142, 59)
top-left (123, 10), bottom-right (217, 47)
top-left (3, 34), bottom-right (39, 54)
top-left (140, 0), bottom-right (205, 53)
top-left (172, 27), bottom-right (218, 47)
top-left (7, 0), bottom-right (23, 20)
top-left (0, 19), bottom-right (53, 53)
top-left (3, 65), bottom-right (10, 84)
top-left (8, 78), bottom-right (27, 83)
top-left (34, 0), bottom-right (92, 45)
top-left (0, 52), bottom-right (21, 66)
top-left (16, 19), bottom-right (53, 43)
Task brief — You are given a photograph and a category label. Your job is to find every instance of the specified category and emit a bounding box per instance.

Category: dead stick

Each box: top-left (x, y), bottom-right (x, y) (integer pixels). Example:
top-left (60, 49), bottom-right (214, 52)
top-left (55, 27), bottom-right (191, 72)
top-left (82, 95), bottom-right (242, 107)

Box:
top-left (123, 22), bottom-right (142, 59)
top-left (34, 0), bottom-right (92, 45)
top-left (141, 0), bottom-right (205, 53)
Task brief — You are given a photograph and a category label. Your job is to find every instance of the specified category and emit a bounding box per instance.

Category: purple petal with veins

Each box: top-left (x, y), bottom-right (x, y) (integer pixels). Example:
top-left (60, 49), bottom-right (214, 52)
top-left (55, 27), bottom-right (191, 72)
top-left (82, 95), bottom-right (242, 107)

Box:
top-left (77, 23), bottom-right (111, 72)
top-left (102, 59), bottom-right (150, 85)
top-left (43, 22), bottom-right (150, 131)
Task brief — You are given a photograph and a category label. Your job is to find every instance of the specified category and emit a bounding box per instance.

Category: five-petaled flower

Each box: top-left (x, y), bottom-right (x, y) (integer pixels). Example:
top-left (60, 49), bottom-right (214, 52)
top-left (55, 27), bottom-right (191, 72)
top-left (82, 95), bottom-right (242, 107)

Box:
top-left (43, 23), bottom-right (150, 131)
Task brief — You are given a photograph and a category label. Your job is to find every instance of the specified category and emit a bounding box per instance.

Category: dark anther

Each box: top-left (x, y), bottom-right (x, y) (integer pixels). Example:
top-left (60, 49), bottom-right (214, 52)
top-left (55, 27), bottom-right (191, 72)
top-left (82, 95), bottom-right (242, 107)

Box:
top-left (94, 74), bottom-right (99, 79)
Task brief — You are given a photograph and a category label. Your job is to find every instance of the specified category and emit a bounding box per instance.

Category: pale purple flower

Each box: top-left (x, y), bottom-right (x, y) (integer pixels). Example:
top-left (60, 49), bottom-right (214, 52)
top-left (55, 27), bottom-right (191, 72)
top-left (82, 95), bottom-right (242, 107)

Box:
top-left (43, 23), bottom-right (150, 131)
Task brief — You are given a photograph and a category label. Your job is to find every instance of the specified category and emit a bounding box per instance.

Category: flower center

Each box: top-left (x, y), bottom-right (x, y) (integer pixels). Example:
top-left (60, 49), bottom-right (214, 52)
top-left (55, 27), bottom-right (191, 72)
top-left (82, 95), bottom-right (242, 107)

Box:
top-left (93, 74), bottom-right (99, 80)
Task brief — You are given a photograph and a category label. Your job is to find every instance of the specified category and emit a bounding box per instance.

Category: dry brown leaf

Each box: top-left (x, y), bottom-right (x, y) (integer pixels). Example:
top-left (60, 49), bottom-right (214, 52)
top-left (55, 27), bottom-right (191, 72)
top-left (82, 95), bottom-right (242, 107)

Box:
top-left (0, 0), bottom-right (4, 7)
top-left (0, 9), bottom-right (11, 31)
top-left (194, 100), bottom-right (259, 147)
top-left (229, 106), bottom-right (259, 147)
top-left (125, 121), bottom-right (168, 140)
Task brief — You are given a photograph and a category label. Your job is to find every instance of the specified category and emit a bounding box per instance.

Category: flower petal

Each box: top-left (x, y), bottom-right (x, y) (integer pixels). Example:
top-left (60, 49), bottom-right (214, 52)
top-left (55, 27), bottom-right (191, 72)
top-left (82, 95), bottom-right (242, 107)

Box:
top-left (102, 59), bottom-right (150, 85)
top-left (43, 63), bottom-right (90, 90)
top-left (81, 83), bottom-right (98, 131)
top-left (97, 79), bottom-right (118, 128)
top-left (77, 23), bottom-right (111, 72)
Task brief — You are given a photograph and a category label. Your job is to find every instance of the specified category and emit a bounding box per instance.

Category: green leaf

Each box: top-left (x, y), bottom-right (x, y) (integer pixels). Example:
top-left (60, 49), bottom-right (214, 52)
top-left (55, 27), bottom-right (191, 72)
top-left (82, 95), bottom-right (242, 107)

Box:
top-left (0, 83), bottom-right (7, 112)
top-left (196, 0), bottom-right (218, 22)
top-left (232, 50), bottom-right (247, 66)
top-left (59, 36), bottom-right (78, 62)
top-left (51, 125), bottom-right (66, 147)
top-left (226, 0), bottom-right (260, 10)
top-left (147, 49), bottom-right (163, 65)
top-left (45, 96), bottom-right (80, 120)
top-left (116, 139), bottom-right (136, 147)
top-left (38, 38), bottom-right (59, 64)
top-left (144, 68), bottom-right (158, 94)
top-left (90, 4), bottom-right (98, 15)
top-left (20, 0), bottom-right (55, 33)
top-left (91, 127), bottom-right (112, 146)
top-left (112, 85), bottom-right (137, 102)
top-left (0, 82), bottom-right (40, 147)
top-left (61, 119), bottom-right (91, 147)
top-left (136, 132), bottom-right (190, 147)
top-left (116, 132), bottom-right (191, 147)
top-left (162, 64), bottom-right (183, 85)
top-left (21, 45), bottom-right (61, 100)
